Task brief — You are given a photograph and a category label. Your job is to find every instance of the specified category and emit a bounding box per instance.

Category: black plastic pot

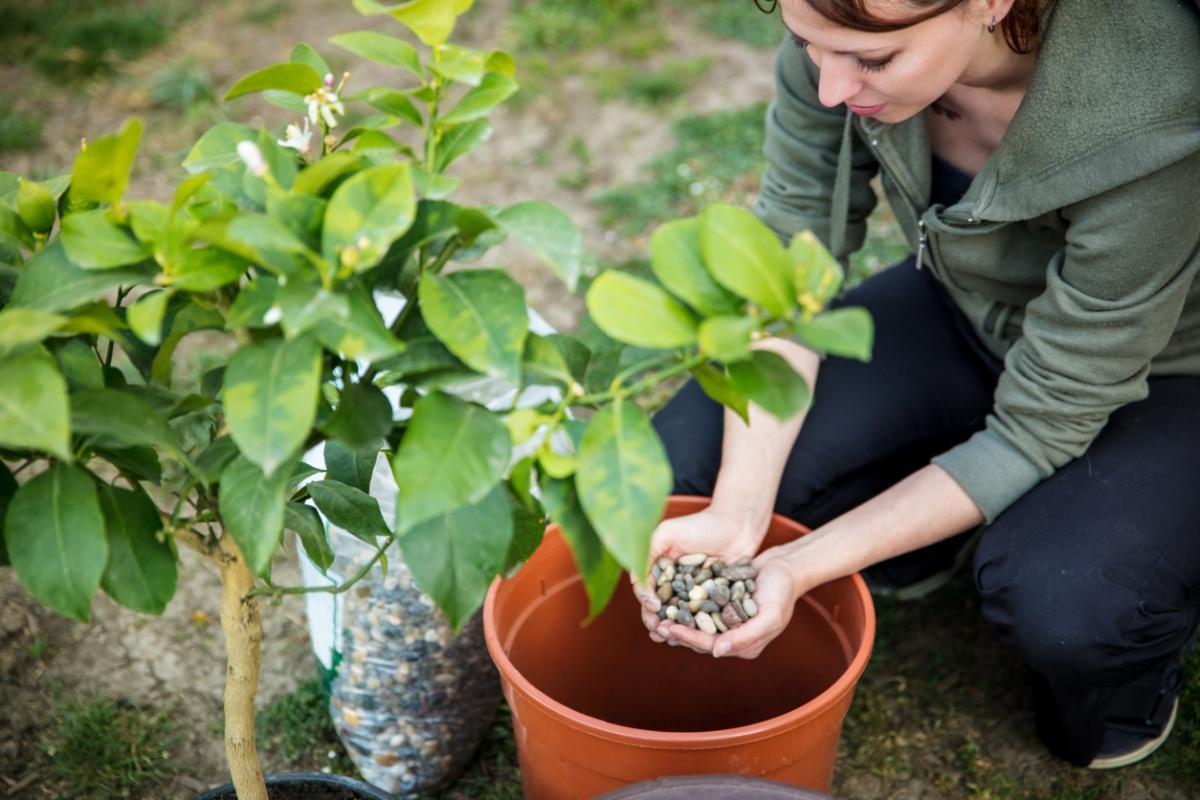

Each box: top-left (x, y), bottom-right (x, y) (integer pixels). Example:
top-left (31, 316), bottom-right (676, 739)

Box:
top-left (595, 775), bottom-right (834, 799)
top-left (193, 772), bottom-right (394, 800)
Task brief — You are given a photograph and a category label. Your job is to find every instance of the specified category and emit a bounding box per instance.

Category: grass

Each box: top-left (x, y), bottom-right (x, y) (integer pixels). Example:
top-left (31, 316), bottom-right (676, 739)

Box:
top-left (0, 0), bottom-right (196, 79)
top-left (147, 60), bottom-right (216, 114)
top-left (44, 696), bottom-right (178, 799)
top-left (255, 676), bottom-right (360, 776)
top-left (0, 93), bottom-right (44, 154)
top-left (595, 56), bottom-right (715, 106)
top-left (595, 103), bottom-right (769, 235)
top-left (682, 0), bottom-right (785, 48)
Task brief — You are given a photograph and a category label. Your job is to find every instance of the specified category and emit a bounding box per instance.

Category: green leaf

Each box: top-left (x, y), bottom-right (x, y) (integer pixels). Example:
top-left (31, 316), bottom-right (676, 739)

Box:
top-left (98, 484), bottom-right (176, 615)
top-left (0, 308), bottom-right (64, 357)
top-left (502, 484), bottom-right (544, 577)
top-left (329, 31), bottom-right (421, 76)
top-left (390, 391), bottom-right (510, 533)
top-left (71, 388), bottom-right (187, 463)
top-left (325, 439), bottom-right (376, 493)
top-left (314, 286), bottom-right (405, 362)
top-left (286, 501), bottom-right (333, 572)
top-left (183, 123), bottom-right (257, 174)
top-left (286, 462), bottom-right (322, 498)
top-left (227, 276), bottom-right (278, 328)
top-left (585, 271), bottom-right (698, 349)
top-left (292, 152), bottom-right (363, 196)
top-left (575, 400), bottom-right (671, 576)
top-left (52, 338), bottom-right (104, 391)
top-left (60, 209), bottom-right (150, 269)
top-left (727, 350), bottom-right (811, 422)
top-left (522, 333), bottom-right (589, 389)
top-left (10, 241), bottom-right (153, 313)
top-left (167, 247), bottom-right (246, 293)
top-left (196, 435), bottom-right (239, 483)
top-left (128, 290), bottom-right (173, 346)
top-left (0, 347), bottom-right (71, 460)
top-left (410, 165), bottom-right (460, 200)
top-left (540, 474), bottom-right (622, 620)
top-left (364, 0), bottom-right (471, 47)
top-left (290, 42), bottom-right (330, 79)
top-left (97, 445), bottom-right (163, 483)
top-left (277, 280), bottom-right (350, 339)
top-left (308, 479), bottom-right (389, 542)
top-left (224, 336), bottom-right (323, 477)
top-left (434, 120), bottom-right (493, 172)
top-left (700, 203), bottom-right (793, 317)
top-left (398, 481), bottom-right (510, 633)
top-left (224, 63), bottom-right (323, 101)
top-left (439, 72), bottom-right (517, 126)
top-left (427, 43), bottom-right (488, 85)
top-left (17, 176), bottom-right (56, 233)
top-left (353, 87), bottom-right (422, 127)
top-left (792, 307), bottom-right (874, 361)
top-left (219, 454), bottom-right (289, 577)
top-left (322, 162), bottom-right (416, 272)
top-left (419, 269), bottom-right (527, 385)
top-left (790, 230), bottom-right (845, 316)
top-left (321, 382), bottom-right (392, 451)
top-left (70, 118), bottom-right (143, 206)
top-left (697, 315), bottom-right (756, 363)
top-left (127, 200), bottom-right (169, 248)
top-left (495, 201), bottom-right (582, 292)
top-left (5, 465), bottom-right (106, 621)
top-left (650, 217), bottom-right (741, 316)
top-left (690, 362), bottom-right (749, 424)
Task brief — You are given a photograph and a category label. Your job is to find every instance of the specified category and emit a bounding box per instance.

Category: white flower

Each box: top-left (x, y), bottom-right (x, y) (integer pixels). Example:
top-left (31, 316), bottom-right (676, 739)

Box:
top-left (304, 72), bottom-right (350, 130)
top-left (277, 119), bottom-right (313, 156)
top-left (236, 141), bottom-right (268, 177)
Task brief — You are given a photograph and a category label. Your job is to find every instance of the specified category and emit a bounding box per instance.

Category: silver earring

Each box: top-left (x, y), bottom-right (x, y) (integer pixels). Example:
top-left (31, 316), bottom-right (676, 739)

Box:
top-left (988, 15), bottom-right (997, 32)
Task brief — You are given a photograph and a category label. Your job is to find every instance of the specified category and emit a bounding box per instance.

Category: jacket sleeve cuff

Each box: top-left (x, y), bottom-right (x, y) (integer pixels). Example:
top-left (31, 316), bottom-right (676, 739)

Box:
top-left (930, 429), bottom-right (1045, 523)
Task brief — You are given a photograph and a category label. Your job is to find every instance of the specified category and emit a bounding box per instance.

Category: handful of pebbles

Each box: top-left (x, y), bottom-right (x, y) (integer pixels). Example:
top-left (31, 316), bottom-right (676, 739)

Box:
top-left (651, 553), bottom-right (759, 635)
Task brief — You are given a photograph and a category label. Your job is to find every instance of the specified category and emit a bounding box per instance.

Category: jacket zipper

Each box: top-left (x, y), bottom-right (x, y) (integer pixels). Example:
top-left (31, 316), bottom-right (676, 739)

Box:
top-left (915, 219), bottom-right (927, 271)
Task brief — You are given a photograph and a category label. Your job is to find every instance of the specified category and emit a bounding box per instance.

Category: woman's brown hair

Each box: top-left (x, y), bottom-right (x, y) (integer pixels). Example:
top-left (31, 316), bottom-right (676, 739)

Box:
top-left (757, 0), bottom-right (1048, 54)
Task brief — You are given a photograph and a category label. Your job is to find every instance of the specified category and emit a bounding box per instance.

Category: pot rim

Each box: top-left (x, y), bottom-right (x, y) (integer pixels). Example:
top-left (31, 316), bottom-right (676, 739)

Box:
top-left (483, 495), bottom-right (876, 750)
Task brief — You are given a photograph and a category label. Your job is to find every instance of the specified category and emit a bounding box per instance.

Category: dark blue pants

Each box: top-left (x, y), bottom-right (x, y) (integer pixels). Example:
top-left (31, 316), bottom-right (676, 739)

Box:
top-left (652, 259), bottom-right (1200, 764)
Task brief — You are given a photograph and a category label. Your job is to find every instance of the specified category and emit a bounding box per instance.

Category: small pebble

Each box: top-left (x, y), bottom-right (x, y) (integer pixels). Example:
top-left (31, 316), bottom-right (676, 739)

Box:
top-left (694, 568), bottom-right (713, 583)
top-left (666, 605), bottom-right (678, 620)
top-left (698, 600), bottom-right (721, 615)
top-left (745, 578), bottom-right (756, 593)
top-left (724, 565), bottom-right (756, 581)
top-left (695, 612), bottom-right (717, 635)
top-left (731, 599), bottom-right (749, 622)
top-left (743, 597), bottom-right (758, 617)
top-left (720, 603), bottom-right (742, 630)
top-left (675, 606), bottom-right (695, 628)
top-left (656, 583), bottom-right (674, 602)
top-left (688, 598), bottom-right (703, 613)
top-left (679, 553), bottom-right (707, 566)
top-left (688, 586), bottom-right (707, 602)
top-left (731, 582), bottom-right (746, 602)
top-left (712, 611), bottom-right (729, 633)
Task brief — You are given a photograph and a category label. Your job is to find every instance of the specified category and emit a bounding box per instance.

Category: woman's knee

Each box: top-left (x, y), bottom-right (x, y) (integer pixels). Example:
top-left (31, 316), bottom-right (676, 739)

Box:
top-left (975, 534), bottom-right (1193, 687)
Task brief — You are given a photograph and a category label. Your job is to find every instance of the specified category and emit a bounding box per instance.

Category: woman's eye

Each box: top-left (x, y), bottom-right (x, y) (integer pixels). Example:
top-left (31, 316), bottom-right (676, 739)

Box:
top-left (789, 31), bottom-right (808, 50)
top-left (857, 56), bottom-right (894, 73)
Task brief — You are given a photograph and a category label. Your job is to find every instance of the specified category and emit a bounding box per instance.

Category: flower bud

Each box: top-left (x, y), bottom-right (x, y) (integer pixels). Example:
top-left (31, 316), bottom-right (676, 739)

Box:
top-left (236, 141), bottom-right (268, 177)
top-left (16, 177), bottom-right (56, 234)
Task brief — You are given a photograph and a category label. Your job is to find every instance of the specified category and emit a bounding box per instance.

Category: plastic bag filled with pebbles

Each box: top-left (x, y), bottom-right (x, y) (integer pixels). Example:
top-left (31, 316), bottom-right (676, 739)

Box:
top-left (326, 528), bottom-right (502, 797)
top-left (653, 553), bottom-right (759, 635)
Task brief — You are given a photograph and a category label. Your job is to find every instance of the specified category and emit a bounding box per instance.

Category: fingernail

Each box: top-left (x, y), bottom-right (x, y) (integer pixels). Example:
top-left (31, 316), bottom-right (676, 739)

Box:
top-left (714, 642), bottom-right (731, 657)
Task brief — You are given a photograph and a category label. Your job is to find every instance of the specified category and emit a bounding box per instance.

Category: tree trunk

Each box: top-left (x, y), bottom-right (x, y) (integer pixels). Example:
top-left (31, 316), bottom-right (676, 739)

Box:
top-left (216, 534), bottom-right (269, 800)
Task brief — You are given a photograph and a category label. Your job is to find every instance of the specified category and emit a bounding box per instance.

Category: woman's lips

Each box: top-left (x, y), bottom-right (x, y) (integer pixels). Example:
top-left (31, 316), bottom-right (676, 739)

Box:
top-left (848, 103), bottom-right (885, 116)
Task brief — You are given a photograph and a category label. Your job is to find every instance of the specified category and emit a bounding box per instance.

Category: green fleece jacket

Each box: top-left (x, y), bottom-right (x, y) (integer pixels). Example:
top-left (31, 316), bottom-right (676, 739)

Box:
top-left (753, 0), bottom-right (1200, 522)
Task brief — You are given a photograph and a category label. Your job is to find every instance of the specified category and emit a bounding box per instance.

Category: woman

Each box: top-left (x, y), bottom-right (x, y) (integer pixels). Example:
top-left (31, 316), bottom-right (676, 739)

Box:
top-left (636, 0), bottom-right (1200, 769)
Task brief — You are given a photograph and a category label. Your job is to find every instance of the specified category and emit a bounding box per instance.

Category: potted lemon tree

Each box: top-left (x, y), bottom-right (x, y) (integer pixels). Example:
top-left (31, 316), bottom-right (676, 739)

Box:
top-left (0, 1), bottom-right (870, 797)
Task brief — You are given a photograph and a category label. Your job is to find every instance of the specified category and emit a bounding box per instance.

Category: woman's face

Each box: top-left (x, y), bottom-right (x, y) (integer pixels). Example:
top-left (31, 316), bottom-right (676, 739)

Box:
top-left (779, 0), bottom-right (992, 123)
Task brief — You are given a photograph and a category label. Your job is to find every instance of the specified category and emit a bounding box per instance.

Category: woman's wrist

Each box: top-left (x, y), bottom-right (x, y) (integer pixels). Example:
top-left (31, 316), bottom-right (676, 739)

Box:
top-left (705, 498), bottom-right (772, 553)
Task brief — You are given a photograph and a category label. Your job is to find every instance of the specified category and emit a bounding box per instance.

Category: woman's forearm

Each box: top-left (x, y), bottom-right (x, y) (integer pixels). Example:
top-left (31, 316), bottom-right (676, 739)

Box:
top-left (709, 338), bottom-right (821, 542)
top-left (777, 463), bottom-right (985, 589)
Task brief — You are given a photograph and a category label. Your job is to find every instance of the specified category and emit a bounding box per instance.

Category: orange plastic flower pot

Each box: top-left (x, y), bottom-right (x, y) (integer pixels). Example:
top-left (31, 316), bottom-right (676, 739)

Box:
top-left (483, 496), bottom-right (875, 799)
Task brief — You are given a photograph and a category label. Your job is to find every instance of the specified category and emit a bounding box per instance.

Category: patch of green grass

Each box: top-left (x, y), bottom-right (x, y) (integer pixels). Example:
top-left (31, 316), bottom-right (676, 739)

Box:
top-left (684, 0), bottom-right (785, 48)
top-left (0, 94), bottom-right (44, 154)
top-left (557, 135), bottom-right (593, 191)
top-left (506, 0), bottom-right (665, 58)
top-left (596, 57), bottom-right (715, 106)
top-left (0, 0), bottom-right (195, 79)
top-left (595, 103), bottom-right (768, 235)
top-left (45, 696), bottom-right (178, 799)
top-left (240, 0), bottom-right (289, 25)
top-left (255, 676), bottom-right (359, 775)
top-left (148, 60), bottom-right (216, 113)
top-left (1143, 649), bottom-right (1200, 783)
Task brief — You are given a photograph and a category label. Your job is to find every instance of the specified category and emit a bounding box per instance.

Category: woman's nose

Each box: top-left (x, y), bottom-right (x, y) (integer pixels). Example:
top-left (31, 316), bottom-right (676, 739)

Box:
top-left (816, 57), bottom-right (863, 108)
